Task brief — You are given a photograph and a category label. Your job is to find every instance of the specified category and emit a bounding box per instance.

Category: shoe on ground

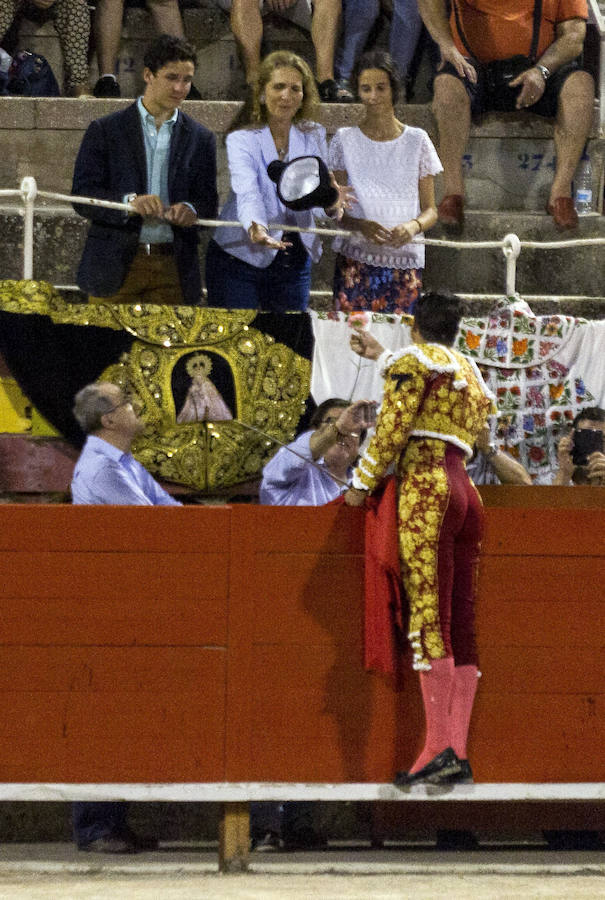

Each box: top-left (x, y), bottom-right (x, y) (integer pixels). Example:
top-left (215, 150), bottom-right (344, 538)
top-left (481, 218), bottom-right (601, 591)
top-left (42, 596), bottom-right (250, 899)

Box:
top-left (117, 826), bottom-right (159, 851)
top-left (318, 78), bottom-right (354, 103)
top-left (438, 193), bottom-right (464, 228)
top-left (394, 746), bottom-right (462, 786)
top-left (93, 76), bottom-right (121, 99)
top-left (80, 835), bottom-right (136, 853)
top-left (283, 827), bottom-right (327, 851)
top-left (436, 828), bottom-right (479, 850)
top-left (547, 197), bottom-right (578, 230)
top-left (251, 830), bottom-right (283, 852)
top-left (186, 83), bottom-right (201, 100)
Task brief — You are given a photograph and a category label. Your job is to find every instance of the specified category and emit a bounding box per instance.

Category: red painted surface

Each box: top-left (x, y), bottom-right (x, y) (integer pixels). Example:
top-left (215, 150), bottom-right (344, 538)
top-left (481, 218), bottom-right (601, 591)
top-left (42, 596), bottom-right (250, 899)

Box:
top-left (0, 490), bottom-right (602, 783)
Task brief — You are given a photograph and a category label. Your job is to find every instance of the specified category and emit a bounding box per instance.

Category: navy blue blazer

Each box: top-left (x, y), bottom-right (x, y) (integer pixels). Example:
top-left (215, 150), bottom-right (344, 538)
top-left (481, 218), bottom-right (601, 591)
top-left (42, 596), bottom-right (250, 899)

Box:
top-left (72, 103), bottom-right (218, 304)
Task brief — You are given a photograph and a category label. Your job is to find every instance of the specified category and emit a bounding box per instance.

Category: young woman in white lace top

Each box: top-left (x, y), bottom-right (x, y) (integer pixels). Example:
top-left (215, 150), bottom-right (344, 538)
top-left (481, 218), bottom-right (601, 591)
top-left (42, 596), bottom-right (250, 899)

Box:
top-left (329, 51), bottom-right (443, 315)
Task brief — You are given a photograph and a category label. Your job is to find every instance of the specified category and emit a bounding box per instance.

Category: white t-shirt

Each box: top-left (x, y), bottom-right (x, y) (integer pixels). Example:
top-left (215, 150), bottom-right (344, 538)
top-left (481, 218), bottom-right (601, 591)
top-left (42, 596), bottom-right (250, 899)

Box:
top-left (328, 125), bottom-right (443, 269)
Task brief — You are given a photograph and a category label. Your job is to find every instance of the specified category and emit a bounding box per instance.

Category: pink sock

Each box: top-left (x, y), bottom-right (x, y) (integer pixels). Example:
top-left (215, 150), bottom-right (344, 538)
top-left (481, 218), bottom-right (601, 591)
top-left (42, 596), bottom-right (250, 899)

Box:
top-left (409, 657), bottom-right (455, 773)
top-left (449, 664), bottom-right (479, 759)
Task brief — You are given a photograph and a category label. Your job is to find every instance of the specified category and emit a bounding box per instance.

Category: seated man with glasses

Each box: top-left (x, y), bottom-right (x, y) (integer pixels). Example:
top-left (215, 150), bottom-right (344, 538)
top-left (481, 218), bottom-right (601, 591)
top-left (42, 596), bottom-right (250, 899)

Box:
top-left (70, 380), bottom-right (181, 853)
top-left (259, 397), bottom-right (374, 507)
top-left (71, 381), bottom-right (181, 507)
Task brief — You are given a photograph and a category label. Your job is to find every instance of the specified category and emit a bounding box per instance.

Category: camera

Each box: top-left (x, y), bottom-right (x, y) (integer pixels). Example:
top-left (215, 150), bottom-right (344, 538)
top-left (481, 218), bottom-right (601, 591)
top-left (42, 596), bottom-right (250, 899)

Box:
top-left (572, 428), bottom-right (604, 467)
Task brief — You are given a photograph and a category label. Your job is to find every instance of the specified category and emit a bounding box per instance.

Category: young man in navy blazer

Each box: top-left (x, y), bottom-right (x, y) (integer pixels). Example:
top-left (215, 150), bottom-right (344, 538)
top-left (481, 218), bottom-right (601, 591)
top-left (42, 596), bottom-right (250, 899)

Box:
top-left (72, 34), bottom-right (218, 306)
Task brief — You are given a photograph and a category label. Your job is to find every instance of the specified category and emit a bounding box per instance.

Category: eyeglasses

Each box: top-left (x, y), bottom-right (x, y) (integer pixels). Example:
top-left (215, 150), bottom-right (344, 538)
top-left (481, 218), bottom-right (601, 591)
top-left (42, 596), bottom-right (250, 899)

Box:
top-left (105, 394), bottom-right (140, 415)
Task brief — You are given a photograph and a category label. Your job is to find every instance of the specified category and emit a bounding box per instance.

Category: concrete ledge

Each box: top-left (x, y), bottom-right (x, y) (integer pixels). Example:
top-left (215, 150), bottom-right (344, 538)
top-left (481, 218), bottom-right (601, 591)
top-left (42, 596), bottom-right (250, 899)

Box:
top-left (1, 783), bottom-right (604, 802)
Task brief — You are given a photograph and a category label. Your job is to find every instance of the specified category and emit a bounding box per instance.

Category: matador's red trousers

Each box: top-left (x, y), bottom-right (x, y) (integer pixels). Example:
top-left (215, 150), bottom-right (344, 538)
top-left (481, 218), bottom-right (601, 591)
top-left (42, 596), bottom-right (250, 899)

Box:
top-left (397, 438), bottom-right (484, 670)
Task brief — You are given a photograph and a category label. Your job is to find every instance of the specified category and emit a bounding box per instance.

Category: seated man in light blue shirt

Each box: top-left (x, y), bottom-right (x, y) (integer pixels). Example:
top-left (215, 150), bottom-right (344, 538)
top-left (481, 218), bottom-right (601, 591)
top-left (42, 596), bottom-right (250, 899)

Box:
top-left (71, 380), bottom-right (180, 854)
top-left (259, 397), bottom-right (372, 507)
top-left (254, 396), bottom-right (371, 851)
top-left (72, 381), bottom-right (181, 507)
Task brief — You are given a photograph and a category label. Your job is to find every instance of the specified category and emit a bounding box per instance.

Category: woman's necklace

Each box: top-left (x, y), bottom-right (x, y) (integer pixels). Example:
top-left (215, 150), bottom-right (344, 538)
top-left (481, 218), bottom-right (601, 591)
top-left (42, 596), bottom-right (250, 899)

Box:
top-left (361, 118), bottom-right (404, 142)
top-left (271, 128), bottom-right (289, 159)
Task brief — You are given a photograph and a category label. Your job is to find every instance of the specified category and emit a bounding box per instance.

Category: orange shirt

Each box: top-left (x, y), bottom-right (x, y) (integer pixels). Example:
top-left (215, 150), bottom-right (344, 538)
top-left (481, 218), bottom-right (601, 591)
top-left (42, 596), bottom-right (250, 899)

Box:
top-left (450, 0), bottom-right (588, 62)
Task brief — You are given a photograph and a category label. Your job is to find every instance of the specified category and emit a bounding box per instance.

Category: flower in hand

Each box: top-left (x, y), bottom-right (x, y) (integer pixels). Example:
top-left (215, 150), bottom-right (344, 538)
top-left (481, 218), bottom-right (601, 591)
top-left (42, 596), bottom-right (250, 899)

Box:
top-left (350, 330), bottom-right (384, 361)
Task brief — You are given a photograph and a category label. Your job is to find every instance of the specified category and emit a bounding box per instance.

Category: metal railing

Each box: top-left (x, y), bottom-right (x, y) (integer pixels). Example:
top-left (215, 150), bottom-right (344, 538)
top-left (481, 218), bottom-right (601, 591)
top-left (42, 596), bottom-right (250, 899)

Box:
top-left (10, 176), bottom-right (605, 299)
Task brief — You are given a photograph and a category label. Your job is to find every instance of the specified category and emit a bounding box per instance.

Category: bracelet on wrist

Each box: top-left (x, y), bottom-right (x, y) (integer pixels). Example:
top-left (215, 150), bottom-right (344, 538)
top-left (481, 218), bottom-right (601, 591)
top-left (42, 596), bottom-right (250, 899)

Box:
top-left (413, 217), bottom-right (423, 234)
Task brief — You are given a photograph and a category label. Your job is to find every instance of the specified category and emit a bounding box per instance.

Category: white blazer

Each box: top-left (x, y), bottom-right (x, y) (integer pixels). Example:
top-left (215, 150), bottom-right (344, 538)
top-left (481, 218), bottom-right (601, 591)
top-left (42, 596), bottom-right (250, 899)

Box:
top-left (213, 122), bottom-right (329, 268)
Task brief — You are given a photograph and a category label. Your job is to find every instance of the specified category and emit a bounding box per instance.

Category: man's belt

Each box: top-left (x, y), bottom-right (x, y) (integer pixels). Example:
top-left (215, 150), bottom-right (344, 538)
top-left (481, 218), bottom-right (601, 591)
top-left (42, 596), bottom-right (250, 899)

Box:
top-left (137, 243), bottom-right (174, 256)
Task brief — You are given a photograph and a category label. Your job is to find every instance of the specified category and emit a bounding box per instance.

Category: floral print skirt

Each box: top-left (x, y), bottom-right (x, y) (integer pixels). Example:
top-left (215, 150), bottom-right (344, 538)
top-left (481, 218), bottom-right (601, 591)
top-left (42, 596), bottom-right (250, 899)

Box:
top-left (333, 253), bottom-right (423, 315)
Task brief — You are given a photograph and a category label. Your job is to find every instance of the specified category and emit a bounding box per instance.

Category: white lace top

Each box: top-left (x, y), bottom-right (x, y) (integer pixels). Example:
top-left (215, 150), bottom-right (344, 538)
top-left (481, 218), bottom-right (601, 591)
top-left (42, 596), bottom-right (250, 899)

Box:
top-left (328, 125), bottom-right (442, 269)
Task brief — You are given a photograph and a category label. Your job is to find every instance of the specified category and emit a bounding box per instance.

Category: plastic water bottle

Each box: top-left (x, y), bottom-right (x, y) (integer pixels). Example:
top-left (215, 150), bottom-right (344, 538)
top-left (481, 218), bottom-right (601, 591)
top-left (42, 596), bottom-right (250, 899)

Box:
top-left (574, 152), bottom-right (593, 215)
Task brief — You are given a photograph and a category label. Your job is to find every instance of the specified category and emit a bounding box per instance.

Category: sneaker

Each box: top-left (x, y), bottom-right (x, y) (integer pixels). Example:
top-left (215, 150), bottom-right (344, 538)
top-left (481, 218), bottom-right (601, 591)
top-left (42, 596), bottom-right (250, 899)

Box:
top-left (251, 830), bottom-right (283, 852)
top-left (317, 78), bottom-right (354, 103)
top-left (93, 76), bottom-right (120, 98)
top-left (334, 77), bottom-right (355, 102)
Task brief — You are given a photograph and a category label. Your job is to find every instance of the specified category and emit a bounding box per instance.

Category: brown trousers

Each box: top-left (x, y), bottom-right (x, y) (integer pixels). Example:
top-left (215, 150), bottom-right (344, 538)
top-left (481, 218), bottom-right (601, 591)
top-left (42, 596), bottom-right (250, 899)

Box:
top-left (88, 246), bottom-right (185, 305)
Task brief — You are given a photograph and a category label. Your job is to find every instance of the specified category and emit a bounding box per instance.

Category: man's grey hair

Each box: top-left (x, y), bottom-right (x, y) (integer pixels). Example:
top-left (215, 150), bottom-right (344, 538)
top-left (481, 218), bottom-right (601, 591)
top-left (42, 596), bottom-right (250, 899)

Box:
top-left (73, 382), bottom-right (115, 434)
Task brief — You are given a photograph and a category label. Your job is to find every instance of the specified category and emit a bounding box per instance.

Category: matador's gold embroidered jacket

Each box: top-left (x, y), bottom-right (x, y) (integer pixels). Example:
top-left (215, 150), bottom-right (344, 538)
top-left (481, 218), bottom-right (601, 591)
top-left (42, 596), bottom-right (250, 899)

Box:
top-left (353, 343), bottom-right (496, 491)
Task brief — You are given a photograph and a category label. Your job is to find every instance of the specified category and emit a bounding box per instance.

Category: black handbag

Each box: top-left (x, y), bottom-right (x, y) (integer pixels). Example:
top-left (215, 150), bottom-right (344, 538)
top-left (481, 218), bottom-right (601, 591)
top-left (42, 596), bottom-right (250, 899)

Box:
top-left (452, 0), bottom-right (542, 111)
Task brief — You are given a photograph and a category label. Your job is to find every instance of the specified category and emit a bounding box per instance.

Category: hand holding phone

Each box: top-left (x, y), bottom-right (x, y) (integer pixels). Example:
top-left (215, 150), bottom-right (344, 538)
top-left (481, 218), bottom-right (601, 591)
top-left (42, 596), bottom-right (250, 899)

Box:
top-left (572, 428), bottom-right (604, 467)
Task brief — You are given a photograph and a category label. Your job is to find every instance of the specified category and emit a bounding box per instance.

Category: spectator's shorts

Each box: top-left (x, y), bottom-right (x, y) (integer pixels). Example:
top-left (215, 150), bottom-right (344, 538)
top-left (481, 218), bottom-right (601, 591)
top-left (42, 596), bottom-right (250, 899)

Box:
top-left (436, 56), bottom-right (583, 120)
top-left (215, 0), bottom-right (313, 31)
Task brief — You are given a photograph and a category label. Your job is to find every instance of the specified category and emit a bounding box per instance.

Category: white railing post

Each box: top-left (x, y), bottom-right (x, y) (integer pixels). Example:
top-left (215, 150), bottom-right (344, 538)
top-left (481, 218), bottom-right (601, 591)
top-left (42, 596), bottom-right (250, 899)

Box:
top-left (502, 233), bottom-right (521, 297)
top-left (20, 176), bottom-right (38, 280)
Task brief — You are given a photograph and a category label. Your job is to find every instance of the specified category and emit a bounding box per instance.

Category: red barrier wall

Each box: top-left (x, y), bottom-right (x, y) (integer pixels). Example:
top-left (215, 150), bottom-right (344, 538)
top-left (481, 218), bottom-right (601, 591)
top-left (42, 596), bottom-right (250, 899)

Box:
top-left (0, 488), bottom-right (603, 784)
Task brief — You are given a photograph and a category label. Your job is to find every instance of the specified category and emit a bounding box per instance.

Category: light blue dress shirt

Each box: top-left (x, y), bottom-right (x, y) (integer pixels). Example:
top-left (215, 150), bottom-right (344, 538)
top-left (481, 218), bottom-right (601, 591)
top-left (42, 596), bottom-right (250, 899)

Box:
top-left (214, 123), bottom-right (329, 268)
top-left (136, 97), bottom-right (177, 245)
top-left (71, 435), bottom-right (181, 506)
top-left (259, 431), bottom-right (349, 506)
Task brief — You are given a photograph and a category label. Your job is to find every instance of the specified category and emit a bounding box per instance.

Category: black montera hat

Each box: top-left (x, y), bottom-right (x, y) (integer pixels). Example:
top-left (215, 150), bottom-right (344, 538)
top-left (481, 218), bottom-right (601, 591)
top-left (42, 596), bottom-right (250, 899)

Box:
top-left (267, 155), bottom-right (338, 211)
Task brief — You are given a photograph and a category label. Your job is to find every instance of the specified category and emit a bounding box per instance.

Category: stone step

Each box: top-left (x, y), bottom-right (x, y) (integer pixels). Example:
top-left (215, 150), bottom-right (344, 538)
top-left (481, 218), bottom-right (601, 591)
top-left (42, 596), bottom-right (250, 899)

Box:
top-left (0, 96), bottom-right (603, 215)
top-left (1, 207), bottom-right (603, 300)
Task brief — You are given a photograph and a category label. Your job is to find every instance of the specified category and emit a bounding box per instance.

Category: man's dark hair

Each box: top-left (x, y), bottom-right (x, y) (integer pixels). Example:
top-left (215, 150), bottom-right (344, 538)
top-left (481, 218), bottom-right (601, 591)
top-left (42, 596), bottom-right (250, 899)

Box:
top-left (310, 398), bottom-right (349, 430)
top-left (413, 291), bottom-right (466, 346)
top-left (310, 398), bottom-right (368, 445)
top-left (143, 34), bottom-right (197, 74)
top-left (353, 50), bottom-right (402, 104)
top-left (573, 406), bottom-right (605, 429)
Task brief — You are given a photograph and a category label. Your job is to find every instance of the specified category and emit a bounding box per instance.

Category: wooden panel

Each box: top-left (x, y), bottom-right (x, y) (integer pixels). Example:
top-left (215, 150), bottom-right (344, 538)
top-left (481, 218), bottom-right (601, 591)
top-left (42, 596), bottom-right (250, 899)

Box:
top-left (1, 551), bottom-right (228, 600)
top-left (483, 508), bottom-right (605, 556)
top-left (244, 644), bottom-right (424, 783)
top-left (470, 692), bottom-right (605, 782)
top-left (0, 650), bottom-right (226, 781)
top-left (478, 556), bottom-right (605, 608)
top-left (0, 498), bottom-right (603, 787)
top-left (477, 598), bottom-right (605, 647)
top-left (0, 505), bottom-right (231, 552)
top-left (480, 484), bottom-right (605, 508)
top-left (250, 551), bottom-right (363, 644)
top-left (0, 594), bottom-right (227, 645)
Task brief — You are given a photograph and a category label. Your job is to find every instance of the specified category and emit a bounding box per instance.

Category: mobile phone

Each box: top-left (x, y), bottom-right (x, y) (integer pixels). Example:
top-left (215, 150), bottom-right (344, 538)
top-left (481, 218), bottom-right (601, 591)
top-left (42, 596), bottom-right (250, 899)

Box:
top-left (572, 428), bottom-right (604, 467)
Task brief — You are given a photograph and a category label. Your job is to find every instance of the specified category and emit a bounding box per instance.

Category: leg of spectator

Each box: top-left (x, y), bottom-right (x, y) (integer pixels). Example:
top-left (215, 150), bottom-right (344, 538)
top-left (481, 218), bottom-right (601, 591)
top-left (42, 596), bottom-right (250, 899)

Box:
top-left (230, 0), bottom-right (263, 85)
top-left (94, 0), bottom-right (125, 77)
top-left (147, 0), bottom-right (186, 39)
top-left (53, 0), bottom-right (91, 95)
top-left (432, 73), bottom-right (470, 198)
top-left (549, 70), bottom-right (594, 204)
top-left (389, 0), bottom-right (423, 81)
top-left (311, 0), bottom-right (341, 84)
top-left (334, 0), bottom-right (379, 82)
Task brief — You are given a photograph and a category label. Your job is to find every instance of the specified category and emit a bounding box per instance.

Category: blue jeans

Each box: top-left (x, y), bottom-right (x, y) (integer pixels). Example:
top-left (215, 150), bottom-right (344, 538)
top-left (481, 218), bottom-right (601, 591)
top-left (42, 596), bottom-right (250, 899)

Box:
top-left (205, 237), bottom-right (312, 311)
top-left (335, 0), bottom-right (423, 81)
